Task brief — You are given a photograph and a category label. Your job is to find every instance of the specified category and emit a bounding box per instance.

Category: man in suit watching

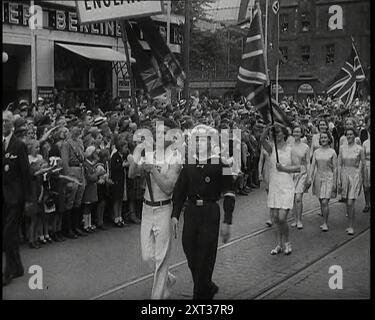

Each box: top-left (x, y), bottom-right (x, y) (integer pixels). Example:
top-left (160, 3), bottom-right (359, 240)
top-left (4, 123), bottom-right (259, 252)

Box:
top-left (3, 110), bottom-right (33, 286)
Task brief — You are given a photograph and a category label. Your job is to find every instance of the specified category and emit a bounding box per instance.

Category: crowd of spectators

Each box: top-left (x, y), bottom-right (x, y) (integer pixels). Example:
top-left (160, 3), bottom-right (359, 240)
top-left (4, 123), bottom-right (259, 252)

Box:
top-left (3, 91), bottom-right (370, 249)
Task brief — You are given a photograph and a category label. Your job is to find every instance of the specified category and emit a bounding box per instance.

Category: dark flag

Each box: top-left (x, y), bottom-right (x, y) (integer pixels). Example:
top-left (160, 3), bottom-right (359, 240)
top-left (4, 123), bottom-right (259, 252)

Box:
top-left (124, 21), bottom-right (166, 98)
top-left (326, 41), bottom-right (366, 108)
top-left (136, 17), bottom-right (186, 90)
top-left (269, 0), bottom-right (286, 69)
top-left (237, 7), bottom-right (290, 127)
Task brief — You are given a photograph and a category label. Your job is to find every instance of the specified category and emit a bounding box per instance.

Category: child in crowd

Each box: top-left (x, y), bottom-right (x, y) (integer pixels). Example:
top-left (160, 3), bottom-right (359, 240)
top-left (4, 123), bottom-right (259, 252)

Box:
top-left (95, 149), bottom-right (113, 229)
top-left (110, 135), bottom-right (129, 227)
top-left (82, 146), bottom-right (99, 233)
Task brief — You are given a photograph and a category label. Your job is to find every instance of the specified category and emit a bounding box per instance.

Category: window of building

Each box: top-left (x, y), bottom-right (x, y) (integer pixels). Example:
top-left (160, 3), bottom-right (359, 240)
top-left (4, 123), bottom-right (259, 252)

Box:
top-left (300, 12), bottom-right (311, 32)
top-left (326, 44), bottom-right (335, 64)
top-left (280, 14), bottom-right (289, 33)
top-left (280, 46), bottom-right (288, 64)
top-left (301, 45), bottom-right (310, 64)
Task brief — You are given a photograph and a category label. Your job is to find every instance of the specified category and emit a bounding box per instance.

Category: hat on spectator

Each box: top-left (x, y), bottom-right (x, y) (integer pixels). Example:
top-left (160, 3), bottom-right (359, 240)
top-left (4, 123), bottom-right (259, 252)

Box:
top-left (19, 99), bottom-right (29, 107)
top-left (37, 97), bottom-right (44, 103)
top-left (88, 126), bottom-right (101, 134)
top-left (94, 116), bottom-right (107, 127)
top-left (85, 145), bottom-right (96, 158)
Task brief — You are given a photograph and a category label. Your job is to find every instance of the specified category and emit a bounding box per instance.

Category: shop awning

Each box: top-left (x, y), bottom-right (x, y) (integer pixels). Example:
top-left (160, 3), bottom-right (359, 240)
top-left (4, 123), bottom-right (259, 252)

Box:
top-left (56, 43), bottom-right (136, 63)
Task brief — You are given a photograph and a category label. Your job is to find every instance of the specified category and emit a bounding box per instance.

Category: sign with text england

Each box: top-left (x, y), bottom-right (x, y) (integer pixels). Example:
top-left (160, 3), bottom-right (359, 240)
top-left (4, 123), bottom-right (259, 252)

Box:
top-left (76, 1), bottom-right (163, 25)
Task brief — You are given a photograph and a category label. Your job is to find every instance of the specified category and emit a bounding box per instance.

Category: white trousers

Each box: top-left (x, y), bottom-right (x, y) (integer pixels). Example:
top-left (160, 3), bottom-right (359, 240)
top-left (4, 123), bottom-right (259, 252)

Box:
top-left (141, 203), bottom-right (175, 299)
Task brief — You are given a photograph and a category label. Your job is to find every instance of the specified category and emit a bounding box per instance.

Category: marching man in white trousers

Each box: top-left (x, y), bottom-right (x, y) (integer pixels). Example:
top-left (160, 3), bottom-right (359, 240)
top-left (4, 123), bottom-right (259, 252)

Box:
top-left (128, 119), bottom-right (182, 299)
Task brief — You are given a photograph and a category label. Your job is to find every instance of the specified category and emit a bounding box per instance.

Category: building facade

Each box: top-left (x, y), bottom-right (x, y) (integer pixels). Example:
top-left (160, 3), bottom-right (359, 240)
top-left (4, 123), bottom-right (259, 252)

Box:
top-left (191, 0), bottom-right (370, 99)
top-left (267, 0), bottom-right (371, 98)
top-left (2, 0), bottom-right (184, 107)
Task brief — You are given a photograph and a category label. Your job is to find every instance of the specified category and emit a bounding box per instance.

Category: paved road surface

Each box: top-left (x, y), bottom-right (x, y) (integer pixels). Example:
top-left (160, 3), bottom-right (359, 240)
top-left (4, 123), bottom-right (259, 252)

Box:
top-left (2, 187), bottom-right (370, 300)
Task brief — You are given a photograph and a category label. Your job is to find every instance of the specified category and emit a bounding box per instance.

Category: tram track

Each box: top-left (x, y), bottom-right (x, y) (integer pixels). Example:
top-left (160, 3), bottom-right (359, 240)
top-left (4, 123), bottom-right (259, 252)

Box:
top-left (247, 227), bottom-right (370, 300)
top-left (90, 200), bottom-right (341, 300)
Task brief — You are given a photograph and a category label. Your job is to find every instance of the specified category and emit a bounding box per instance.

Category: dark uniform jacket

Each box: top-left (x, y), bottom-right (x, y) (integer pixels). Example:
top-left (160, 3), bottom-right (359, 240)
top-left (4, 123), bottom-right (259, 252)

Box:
top-left (172, 157), bottom-right (235, 224)
top-left (2, 134), bottom-right (32, 205)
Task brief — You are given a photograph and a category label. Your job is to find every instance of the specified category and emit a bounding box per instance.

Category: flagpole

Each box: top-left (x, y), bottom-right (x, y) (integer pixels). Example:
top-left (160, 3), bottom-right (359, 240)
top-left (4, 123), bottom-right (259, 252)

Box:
top-left (276, 2), bottom-right (280, 103)
top-left (257, 1), bottom-right (279, 163)
top-left (184, 0), bottom-right (191, 100)
top-left (351, 36), bottom-right (366, 79)
top-left (120, 21), bottom-right (139, 125)
top-left (264, 0), bottom-right (269, 69)
top-left (166, 0), bottom-right (172, 104)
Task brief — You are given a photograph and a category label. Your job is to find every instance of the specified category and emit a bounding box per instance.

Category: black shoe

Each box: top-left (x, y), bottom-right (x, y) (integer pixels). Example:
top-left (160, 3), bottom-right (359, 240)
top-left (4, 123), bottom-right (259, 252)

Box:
top-left (29, 241), bottom-right (41, 249)
top-left (57, 233), bottom-right (66, 242)
top-left (2, 274), bottom-right (13, 287)
top-left (363, 205), bottom-right (370, 212)
top-left (238, 190), bottom-right (249, 195)
top-left (14, 269), bottom-right (24, 278)
top-left (53, 233), bottom-right (64, 242)
top-left (129, 214), bottom-right (141, 224)
top-left (75, 229), bottom-right (88, 237)
top-left (97, 225), bottom-right (107, 231)
top-left (66, 232), bottom-right (78, 239)
top-left (210, 282), bottom-right (219, 298)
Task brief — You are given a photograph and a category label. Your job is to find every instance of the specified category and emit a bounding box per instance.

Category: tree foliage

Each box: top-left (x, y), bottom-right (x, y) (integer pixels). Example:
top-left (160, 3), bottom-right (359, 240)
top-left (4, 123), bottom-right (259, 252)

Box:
top-left (171, 0), bottom-right (215, 21)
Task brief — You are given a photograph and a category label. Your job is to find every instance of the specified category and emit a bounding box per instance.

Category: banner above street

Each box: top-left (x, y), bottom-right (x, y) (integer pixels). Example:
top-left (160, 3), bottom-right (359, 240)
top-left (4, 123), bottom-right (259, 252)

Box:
top-left (75, 0), bottom-right (163, 25)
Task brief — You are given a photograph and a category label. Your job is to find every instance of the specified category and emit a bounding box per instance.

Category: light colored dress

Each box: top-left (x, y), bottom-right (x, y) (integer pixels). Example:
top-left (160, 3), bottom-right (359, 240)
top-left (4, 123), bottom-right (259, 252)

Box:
top-left (292, 142), bottom-right (309, 194)
top-left (363, 139), bottom-right (370, 187)
top-left (312, 148), bottom-right (337, 199)
top-left (339, 135), bottom-right (361, 146)
top-left (310, 133), bottom-right (334, 159)
top-left (340, 144), bottom-right (363, 199)
top-left (267, 144), bottom-right (295, 210)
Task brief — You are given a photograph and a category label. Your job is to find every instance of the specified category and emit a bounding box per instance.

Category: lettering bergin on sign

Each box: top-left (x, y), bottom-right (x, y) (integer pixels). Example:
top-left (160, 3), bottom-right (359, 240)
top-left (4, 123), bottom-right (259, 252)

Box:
top-left (76, 0), bottom-right (163, 25)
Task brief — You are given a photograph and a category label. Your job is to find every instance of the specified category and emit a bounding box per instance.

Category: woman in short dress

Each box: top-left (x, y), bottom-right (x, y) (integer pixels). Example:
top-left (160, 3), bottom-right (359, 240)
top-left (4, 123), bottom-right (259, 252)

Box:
top-left (261, 124), bottom-right (302, 255)
top-left (310, 132), bottom-right (337, 232)
top-left (338, 128), bottom-right (366, 235)
top-left (291, 125), bottom-right (310, 230)
top-left (26, 139), bottom-right (44, 249)
top-left (310, 119), bottom-right (334, 161)
top-left (309, 132), bottom-right (337, 231)
top-left (362, 115), bottom-right (370, 212)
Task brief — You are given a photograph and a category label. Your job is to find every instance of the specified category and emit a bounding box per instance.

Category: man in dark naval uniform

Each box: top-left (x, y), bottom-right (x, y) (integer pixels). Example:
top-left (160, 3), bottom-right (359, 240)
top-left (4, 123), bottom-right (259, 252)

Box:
top-left (171, 124), bottom-right (236, 300)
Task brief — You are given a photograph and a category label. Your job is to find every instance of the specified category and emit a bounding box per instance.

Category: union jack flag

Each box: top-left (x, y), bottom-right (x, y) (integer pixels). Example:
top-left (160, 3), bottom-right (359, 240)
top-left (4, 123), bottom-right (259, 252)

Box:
top-left (236, 6), bottom-right (290, 127)
top-left (326, 42), bottom-right (365, 108)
